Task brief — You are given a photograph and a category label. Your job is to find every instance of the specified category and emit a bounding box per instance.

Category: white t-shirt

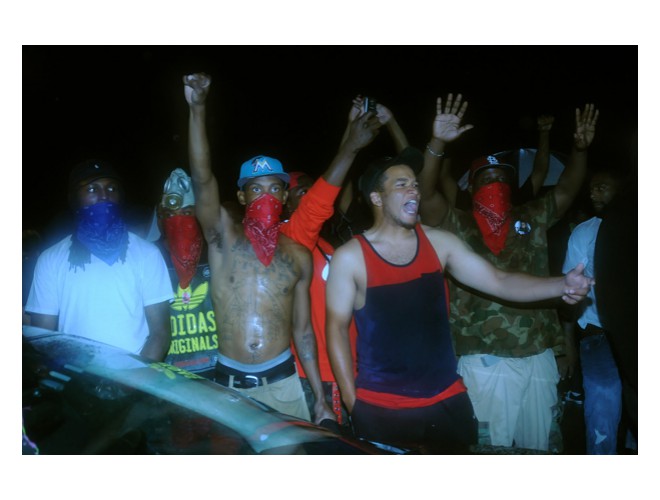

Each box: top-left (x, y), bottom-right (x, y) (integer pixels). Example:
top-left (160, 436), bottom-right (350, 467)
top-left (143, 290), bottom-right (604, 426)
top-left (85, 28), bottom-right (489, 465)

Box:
top-left (26, 232), bottom-right (174, 353)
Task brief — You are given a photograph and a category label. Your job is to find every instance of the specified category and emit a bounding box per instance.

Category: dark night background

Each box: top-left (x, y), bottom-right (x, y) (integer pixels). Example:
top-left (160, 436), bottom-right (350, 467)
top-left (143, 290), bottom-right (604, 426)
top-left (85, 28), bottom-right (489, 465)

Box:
top-left (17, 42), bottom-right (647, 482)
top-left (22, 45), bottom-right (637, 237)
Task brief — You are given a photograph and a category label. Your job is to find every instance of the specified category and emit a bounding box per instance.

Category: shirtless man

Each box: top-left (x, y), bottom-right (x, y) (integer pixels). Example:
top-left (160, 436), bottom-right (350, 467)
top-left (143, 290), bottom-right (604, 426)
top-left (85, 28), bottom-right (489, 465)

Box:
top-left (184, 72), bottom-right (333, 423)
top-left (325, 149), bottom-right (594, 451)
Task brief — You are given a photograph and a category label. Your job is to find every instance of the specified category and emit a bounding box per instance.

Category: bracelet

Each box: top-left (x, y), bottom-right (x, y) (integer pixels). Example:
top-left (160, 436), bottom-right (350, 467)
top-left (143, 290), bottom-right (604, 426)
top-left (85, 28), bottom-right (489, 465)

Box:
top-left (426, 144), bottom-right (445, 158)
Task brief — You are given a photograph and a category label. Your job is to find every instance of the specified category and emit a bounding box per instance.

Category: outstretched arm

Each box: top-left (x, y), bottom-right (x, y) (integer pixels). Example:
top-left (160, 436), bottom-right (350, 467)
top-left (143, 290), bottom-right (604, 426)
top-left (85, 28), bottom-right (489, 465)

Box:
top-left (419, 94), bottom-right (474, 227)
top-left (553, 104), bottom-right (599, 218)
top-left (529, 115), bottom-right (554, 196)
top-left (183, 73), bottom-right (231, 241)
top-left (429, 227), bottom-right (594, 305)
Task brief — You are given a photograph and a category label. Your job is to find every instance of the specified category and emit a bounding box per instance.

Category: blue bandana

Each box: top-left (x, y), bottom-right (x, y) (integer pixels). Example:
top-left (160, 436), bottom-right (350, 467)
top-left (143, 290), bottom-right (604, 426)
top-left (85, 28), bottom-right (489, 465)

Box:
top-left (75, 202), bottom-right (128, 265)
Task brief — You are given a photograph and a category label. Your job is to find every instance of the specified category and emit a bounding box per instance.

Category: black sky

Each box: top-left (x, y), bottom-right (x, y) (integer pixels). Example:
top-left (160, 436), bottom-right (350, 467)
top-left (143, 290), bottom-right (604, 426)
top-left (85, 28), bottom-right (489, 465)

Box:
top-left (22, 45), bottom-right (637, 233)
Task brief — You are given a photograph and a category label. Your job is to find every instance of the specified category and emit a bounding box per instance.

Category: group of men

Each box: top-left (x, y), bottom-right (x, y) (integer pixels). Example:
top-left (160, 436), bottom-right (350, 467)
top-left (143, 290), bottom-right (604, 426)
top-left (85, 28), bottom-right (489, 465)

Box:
top-left (26, 71), bottom-right (633, 454)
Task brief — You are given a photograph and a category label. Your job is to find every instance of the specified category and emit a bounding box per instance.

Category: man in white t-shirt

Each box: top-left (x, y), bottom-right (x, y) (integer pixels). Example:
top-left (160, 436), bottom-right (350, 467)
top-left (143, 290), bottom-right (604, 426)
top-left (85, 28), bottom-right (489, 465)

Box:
top-left (25, 159), bottom-right (173, 360)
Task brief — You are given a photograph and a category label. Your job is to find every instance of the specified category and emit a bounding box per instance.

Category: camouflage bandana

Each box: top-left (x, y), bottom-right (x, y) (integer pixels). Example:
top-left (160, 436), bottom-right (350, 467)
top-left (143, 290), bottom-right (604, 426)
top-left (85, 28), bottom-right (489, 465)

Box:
top-left (164, 214), bottom-right (203, 289)
top-left (75, 201), bottom-right (128, 265)
top-left (242, 193), bottom-right (283, 266)
top-left (472, 182), bottom-right (512, 256)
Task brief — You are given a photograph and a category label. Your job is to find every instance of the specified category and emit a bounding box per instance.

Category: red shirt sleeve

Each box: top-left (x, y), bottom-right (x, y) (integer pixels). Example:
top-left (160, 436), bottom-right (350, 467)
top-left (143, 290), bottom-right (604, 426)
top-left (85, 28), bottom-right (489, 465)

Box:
top-left (279, 177), bottom-right (341, 251)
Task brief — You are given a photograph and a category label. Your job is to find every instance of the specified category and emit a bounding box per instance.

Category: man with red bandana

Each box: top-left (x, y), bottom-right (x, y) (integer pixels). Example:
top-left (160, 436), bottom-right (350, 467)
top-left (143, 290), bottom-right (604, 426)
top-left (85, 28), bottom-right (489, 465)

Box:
top-left (417, 93), bottom-right (599, 451)
top-left (147, 168), bottom-right (219, 378)
top-left (183, 72), bottom-right (334, 423)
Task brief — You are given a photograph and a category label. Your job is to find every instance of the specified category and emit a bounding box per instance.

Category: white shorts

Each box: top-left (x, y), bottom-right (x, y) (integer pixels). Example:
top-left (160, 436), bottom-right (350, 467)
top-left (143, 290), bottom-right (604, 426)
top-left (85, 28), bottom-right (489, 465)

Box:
top-left (457, 348), bottom-right (559, 451)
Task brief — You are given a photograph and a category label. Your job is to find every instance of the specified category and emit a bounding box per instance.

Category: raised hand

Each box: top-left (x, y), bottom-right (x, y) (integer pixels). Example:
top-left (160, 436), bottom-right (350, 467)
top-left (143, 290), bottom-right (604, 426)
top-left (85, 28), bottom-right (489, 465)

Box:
top-left (183, 73), bottom-right (212, 106)
top-left (349, 96), bottom-right (363, 123)
top-left (351, 95), bottom-right (393, 126)
top-left (374, 101), bottom-right (394, 126)
top-left (343, 107), bottom-right (381, 151)
top-left (537, 115), bottom-right (555, 132)
top-left (432, 93), bottom-right (474, 143)
top-left (574, 103), bottom-right (599, 151)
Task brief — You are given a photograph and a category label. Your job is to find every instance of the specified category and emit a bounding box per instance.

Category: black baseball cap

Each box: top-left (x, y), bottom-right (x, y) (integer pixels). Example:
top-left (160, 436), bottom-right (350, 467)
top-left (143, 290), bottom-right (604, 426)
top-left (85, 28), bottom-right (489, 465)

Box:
top-left (68, 159), bottom-right (122, 193)
top-left (469, 154), bottom-right (516, 184)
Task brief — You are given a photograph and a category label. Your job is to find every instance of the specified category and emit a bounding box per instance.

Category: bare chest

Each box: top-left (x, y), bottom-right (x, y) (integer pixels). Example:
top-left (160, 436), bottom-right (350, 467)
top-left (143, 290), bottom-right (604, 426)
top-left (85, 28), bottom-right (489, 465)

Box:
top-left (370, 239), bottom-right (417, 265)
top-left (209, 235), bottom-right (300, 298)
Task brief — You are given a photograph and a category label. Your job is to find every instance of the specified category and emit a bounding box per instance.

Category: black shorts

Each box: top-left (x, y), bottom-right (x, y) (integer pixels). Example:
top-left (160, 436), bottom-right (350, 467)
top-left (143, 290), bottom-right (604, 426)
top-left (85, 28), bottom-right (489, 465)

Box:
top-left (350, 391), bottom-right (478, 453)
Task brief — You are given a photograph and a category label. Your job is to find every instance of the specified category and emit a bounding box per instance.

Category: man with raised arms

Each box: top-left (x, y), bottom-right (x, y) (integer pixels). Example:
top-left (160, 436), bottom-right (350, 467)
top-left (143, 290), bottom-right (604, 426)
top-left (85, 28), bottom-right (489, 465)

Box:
top-left (184, 72), bottom-right (333, 423)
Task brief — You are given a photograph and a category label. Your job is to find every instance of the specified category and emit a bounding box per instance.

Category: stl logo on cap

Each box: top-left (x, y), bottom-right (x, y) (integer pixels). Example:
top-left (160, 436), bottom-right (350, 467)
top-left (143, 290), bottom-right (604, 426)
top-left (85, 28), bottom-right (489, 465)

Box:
top-left (486, 155), bottom-right (499, 165)
top-left (252, 157), bottom-right (275, 174)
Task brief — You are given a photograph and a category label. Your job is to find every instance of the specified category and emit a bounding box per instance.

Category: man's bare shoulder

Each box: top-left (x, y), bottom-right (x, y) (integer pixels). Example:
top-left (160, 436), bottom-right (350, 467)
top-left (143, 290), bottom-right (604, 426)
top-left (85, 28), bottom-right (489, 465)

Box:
top-left (419, 224), bottom-right (463, 263)
top-left (329, 239), bottom-right (366, 300)
top-left (420, 223), bottom-right (456, 241)
top-left (331, 238), bottom-right (364, 268)
top-left (278, 232), bottom-right (314, 268)
top-left (420, 224), bottom-right (451, 238)
top-left (278, 232), bottom-right (312, 253)
top-left (335, 237), bottom-right (362, 255)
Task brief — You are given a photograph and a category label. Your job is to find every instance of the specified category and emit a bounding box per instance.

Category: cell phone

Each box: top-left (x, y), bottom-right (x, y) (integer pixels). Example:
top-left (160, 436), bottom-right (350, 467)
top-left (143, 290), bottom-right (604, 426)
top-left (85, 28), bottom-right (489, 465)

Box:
top-left (363, 96), bottom-right (377, 114)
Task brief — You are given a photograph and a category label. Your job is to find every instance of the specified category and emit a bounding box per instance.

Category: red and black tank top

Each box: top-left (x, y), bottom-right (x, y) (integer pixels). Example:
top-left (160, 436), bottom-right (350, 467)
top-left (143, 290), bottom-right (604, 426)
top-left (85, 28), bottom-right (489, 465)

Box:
top-left (353, 224), bottom-right (465, 408)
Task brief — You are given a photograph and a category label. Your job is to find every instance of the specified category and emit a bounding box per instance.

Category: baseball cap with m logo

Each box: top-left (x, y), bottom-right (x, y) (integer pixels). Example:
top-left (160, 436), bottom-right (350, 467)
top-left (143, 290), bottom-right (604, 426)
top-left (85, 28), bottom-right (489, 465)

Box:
top-left (237, 155), bottom-right (290, 189)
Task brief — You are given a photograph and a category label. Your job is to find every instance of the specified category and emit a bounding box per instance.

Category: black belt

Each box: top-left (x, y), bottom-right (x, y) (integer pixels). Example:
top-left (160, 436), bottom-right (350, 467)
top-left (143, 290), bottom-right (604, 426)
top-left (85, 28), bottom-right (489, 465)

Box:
top-left (578, 323), bottom-right (607, 338)
top-left (214, 356), bottom-right (296, 389)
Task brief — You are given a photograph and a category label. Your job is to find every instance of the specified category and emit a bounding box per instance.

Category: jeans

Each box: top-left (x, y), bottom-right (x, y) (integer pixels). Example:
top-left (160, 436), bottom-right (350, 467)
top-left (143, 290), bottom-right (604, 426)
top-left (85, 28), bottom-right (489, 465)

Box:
top-left (580, 333), bottom-right (622, 454)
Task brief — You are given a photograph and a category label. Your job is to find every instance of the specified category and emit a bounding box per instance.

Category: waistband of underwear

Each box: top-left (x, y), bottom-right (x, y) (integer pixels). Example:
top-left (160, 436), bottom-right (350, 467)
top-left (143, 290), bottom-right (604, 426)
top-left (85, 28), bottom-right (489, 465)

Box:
top-left (216, 348), bottom-right (293, 378)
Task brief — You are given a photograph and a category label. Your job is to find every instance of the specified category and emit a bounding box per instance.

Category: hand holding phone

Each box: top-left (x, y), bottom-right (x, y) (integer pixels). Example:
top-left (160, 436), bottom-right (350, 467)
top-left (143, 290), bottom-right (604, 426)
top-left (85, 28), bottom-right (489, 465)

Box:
top-left (363, 96), bottom-right (377, 114)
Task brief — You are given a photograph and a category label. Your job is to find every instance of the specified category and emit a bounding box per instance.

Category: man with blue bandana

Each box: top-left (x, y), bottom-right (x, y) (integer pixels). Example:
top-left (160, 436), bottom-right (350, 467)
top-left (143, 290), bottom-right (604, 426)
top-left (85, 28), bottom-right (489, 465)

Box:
top-left (25, 159), bottom-right (173, 361)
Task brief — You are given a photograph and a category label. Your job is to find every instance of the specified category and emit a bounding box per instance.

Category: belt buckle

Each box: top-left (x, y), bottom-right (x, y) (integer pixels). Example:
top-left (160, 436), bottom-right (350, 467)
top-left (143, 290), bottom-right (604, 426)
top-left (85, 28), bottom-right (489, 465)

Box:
top-left (243, 375), bottom-right (260, 388)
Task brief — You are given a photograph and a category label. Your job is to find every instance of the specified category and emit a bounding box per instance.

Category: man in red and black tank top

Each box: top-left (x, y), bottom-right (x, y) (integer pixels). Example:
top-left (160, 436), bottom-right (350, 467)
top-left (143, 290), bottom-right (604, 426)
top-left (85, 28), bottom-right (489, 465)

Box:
top-left (326, 148), bottom-right (594, 452)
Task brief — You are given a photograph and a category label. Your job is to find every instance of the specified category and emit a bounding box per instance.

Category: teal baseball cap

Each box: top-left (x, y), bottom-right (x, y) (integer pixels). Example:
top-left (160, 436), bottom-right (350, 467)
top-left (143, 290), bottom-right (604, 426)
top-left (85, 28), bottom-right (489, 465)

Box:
top-left (237, 155), bottom-right (290, 189)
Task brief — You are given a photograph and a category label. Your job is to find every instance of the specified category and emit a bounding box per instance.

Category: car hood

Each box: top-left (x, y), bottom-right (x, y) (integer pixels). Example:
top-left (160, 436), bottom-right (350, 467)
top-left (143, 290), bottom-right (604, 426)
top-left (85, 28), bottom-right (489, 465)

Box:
top-left (23, 326), bottom-right (375, 454)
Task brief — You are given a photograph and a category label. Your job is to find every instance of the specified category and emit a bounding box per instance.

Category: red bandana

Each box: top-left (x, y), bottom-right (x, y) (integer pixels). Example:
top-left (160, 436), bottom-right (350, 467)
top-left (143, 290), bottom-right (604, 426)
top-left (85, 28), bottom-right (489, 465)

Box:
top-left (472, 182), bottom-right (512, 256)
top-left (164, 215), bottom-right (203, 288)
top-left (242, 194), bottom-right (283, 267)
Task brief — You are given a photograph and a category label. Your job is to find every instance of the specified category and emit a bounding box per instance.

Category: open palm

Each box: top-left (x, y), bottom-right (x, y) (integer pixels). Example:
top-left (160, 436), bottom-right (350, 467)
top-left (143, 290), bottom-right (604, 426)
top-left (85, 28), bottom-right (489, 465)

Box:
top-left (433, 93), bottom-right (474, 143)
top-left (574, 103), bottom-right (599, 150)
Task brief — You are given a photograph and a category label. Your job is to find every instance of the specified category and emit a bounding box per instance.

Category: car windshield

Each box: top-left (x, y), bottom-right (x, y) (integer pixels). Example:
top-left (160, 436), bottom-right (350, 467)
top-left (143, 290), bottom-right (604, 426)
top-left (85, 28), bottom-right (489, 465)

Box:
top-left (22, 327), bottom-right (382, 455)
